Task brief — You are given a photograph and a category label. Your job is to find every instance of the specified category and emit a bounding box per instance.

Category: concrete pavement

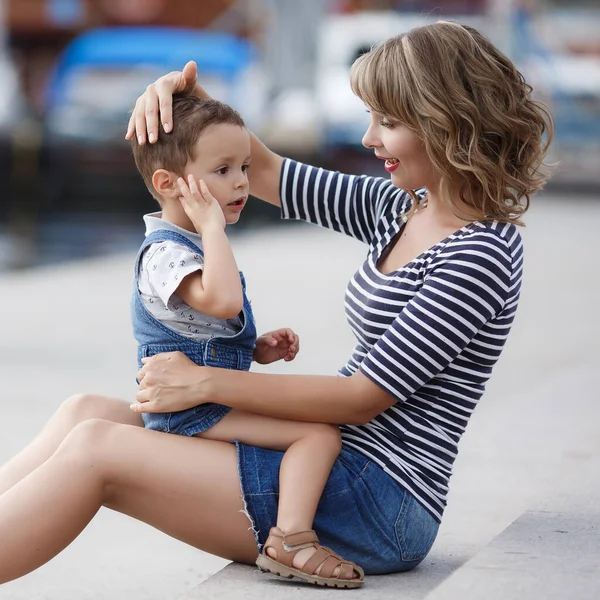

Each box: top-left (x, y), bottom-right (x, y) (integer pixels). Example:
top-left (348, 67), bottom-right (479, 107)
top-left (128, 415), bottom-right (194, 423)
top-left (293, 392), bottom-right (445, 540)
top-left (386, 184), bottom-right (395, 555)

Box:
top-left (1, 192), bottom-right (599, 599)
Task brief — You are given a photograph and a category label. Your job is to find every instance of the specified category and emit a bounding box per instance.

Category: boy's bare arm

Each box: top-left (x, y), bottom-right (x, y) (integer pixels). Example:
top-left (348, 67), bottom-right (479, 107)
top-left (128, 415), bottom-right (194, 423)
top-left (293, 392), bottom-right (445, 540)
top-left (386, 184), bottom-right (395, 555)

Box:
top-left (176, 225), bottom-right (243, 320)
top-left (175, 176), bottom-right (243, 320)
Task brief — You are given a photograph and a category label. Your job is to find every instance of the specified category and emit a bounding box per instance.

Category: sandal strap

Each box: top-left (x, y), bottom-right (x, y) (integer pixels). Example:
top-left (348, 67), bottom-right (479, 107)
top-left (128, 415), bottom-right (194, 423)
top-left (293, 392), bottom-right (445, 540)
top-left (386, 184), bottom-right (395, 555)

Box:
top-left (262, 527), bottom-right (319, 569)
top-left (261, 527), bottom-right (365, 582)
top-left (302, 547), bottom-right (336, 575)
top-left (323, 546), bottom-right (364, 579)
top-left (337, 562), bottom-right (355, 580)
top-left (282, 529), bottom-right (318, 549)
top-left (318, 555), bottom-right (344, 579)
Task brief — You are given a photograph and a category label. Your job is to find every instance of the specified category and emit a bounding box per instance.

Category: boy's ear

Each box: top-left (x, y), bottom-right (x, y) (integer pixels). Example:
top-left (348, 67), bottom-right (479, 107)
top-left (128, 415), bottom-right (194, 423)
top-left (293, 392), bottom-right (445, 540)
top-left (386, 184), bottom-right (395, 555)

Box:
top-left (152, 169), bottom-right (178, 198)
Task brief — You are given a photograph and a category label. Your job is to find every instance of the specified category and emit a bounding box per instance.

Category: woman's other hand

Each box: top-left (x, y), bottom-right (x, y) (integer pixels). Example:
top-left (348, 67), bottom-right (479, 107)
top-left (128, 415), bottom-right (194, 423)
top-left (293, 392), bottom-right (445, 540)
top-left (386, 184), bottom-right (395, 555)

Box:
top-left (253, 328), bottom-right (300, 365)
top-left (133, 351), bottom-right (210, 413)
top-left (125, 60), bottom-right (201, 145)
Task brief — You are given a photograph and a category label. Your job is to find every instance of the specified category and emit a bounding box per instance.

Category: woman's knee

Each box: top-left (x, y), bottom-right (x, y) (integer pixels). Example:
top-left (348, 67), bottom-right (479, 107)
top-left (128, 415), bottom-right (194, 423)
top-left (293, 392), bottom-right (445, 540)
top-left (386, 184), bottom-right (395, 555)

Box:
top-left (51, 419), bottom-right (127, 498)
top-left (59, 393), bottom-right (107, 423)
top-left (58, 393), bottom-right (140, 427)
top-left (53, 418), bottom-right (120, 469)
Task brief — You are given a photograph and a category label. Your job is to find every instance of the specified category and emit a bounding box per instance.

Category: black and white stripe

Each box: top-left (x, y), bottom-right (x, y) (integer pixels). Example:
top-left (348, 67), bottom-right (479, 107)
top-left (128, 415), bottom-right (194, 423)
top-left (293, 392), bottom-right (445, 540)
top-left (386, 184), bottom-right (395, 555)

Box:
top-left (280, 160), bottom-right (523, 522)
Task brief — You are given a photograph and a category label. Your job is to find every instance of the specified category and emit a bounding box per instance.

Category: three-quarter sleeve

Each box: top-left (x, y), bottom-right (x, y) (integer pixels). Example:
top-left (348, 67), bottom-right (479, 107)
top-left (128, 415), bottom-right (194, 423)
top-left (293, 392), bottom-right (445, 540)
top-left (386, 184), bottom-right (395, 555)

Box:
top-left (359, 231), bottom-right (513, 402)
top-left (279, 158), bottom-right (407, 245)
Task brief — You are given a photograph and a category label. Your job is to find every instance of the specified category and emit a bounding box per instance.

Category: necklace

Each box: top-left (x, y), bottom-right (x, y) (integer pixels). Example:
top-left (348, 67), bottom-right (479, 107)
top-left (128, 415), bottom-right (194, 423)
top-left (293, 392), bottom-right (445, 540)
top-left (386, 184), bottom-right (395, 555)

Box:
top-left (401, 196), bottom-right (428, 223)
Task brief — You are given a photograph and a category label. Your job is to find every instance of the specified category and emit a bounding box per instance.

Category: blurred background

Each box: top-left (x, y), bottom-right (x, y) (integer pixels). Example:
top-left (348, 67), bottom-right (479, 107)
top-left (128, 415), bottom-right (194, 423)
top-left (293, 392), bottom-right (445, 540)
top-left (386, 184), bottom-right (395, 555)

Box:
top-left (1, 3), bottom-right (599, 598)
top-left (0, 0), bottom-right (598, 270)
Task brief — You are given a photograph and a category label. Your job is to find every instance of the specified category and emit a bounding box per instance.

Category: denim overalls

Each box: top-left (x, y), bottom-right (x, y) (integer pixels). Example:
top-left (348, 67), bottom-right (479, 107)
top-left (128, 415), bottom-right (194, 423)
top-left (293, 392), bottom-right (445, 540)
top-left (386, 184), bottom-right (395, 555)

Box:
top-left (131, 229), bottom-right (257, 436)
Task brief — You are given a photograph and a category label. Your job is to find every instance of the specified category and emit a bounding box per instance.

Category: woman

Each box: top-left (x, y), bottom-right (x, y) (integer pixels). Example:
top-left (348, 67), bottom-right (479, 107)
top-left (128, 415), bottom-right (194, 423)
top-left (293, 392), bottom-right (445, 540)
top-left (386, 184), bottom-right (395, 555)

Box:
top-left (0, 21), bottom-right (552, 586)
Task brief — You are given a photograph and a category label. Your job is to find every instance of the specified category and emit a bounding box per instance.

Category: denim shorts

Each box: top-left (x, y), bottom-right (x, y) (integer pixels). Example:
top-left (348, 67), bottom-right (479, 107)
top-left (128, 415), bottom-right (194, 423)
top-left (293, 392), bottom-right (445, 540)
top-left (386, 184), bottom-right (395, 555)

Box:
top-left (236, 442), bottom-right (439, 575)
top-left (142, 402), bottom-right (231, 436)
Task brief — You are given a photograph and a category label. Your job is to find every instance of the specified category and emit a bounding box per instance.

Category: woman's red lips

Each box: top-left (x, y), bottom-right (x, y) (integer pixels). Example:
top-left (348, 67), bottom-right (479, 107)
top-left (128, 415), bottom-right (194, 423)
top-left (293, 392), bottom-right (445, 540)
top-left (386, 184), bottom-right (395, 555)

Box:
top-left (384, 159), bottom-right (399, 173)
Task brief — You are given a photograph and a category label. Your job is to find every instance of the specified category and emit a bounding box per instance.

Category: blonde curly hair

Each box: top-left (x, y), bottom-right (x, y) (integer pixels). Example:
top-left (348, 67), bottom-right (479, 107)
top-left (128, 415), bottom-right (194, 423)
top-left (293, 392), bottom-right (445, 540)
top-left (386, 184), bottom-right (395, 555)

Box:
top-left (350, 21), bottom-right (554, 225)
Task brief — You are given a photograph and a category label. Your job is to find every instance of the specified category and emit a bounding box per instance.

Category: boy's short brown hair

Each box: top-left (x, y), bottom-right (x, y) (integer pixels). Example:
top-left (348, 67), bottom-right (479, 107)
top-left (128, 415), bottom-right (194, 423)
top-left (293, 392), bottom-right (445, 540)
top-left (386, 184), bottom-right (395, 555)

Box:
top-left (131, 95), bottom-right (245, 201)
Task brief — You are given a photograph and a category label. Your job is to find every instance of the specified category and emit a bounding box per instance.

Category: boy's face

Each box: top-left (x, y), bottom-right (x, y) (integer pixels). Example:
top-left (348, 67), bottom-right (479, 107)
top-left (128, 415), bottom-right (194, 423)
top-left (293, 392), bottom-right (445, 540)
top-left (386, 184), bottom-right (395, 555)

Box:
top-left (183, 123), bottom-right (251, 225)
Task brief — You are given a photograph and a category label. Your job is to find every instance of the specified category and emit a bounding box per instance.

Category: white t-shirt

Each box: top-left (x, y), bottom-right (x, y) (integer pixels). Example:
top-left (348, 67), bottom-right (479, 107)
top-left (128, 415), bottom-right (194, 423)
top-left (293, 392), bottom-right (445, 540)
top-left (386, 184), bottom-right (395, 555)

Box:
top-left (138, 213), bottom-right (243, 340)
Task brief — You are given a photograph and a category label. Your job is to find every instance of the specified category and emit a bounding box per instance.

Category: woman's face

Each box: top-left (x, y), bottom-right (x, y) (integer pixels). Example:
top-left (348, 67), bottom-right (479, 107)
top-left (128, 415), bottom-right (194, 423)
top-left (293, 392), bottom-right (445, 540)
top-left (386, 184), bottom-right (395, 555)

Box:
top-left (361, 111), bottom-right (438, 191)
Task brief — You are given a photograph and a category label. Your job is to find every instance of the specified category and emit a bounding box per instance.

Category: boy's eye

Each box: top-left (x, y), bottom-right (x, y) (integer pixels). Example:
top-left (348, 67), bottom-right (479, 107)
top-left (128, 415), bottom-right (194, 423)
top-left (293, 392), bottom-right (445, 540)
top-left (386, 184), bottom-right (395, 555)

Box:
top-left (242, 164), bottom-right (250, 173)
top-left (217, 166), bottom-right (229, 175)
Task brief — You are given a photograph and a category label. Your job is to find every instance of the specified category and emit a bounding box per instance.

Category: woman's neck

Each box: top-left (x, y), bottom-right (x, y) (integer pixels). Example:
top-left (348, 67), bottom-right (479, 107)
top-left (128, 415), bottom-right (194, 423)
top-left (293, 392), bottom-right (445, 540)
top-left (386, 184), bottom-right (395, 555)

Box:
top-left (423, 186), bottom-right (481, 226)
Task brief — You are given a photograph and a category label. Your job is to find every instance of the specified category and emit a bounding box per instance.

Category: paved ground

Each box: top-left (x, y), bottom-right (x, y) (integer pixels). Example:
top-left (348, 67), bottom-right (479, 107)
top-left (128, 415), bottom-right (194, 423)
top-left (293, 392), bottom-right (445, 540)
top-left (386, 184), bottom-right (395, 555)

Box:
top-left (0, 192), bottom-right (599, 599)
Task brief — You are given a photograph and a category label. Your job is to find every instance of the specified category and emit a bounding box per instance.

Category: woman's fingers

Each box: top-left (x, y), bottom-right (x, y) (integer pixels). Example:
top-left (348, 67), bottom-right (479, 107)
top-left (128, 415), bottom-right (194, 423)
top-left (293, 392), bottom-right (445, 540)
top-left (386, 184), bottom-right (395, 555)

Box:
top-left (131, 390), bottom-right (152, 412)
top-left (136, 354), bottom-right (159, 386)
top-left (126, 61), bottom-right (198, 143)
top-left (181, 60), bottom-right (199, 93)
top-left (154, 62), bottom-right (197, 135)
top-left (125, 100), bottom-right (137, 140)
top-left (154, 73), bottom-right (179, 134)
top-left (131, 95), bottom-right (147, 143)
top-left (143, 83), bottom-right (161, 143)
top-left (136, 362), bottom-right (147, 384)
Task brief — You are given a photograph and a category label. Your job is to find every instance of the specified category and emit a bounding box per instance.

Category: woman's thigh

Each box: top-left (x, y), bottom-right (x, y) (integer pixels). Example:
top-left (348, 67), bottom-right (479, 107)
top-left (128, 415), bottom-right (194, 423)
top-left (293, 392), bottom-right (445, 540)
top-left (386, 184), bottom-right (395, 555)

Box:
top-left (98, 423), bottom-right (258, 564)
top-left (237, 443), bottom-right (440, 574)
top-left (0, 394), bottom-right (143, 495)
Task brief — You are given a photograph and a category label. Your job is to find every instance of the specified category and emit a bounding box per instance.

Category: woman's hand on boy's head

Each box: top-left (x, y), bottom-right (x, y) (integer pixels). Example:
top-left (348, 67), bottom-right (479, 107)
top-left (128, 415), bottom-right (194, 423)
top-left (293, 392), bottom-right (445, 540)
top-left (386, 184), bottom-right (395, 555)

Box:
top-left (178, 176), bottom-right (225, 234)
top-left (126, 60), bottom-right (199, 144)
top-left (253, 328), bottom-right (300, 365)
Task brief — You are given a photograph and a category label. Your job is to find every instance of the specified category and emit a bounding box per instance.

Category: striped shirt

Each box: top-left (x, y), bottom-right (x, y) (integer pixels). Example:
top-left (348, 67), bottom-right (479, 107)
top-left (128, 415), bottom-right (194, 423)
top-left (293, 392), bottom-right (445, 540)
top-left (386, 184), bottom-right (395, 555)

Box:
top-left (280, 159), bottom-right (523, 522)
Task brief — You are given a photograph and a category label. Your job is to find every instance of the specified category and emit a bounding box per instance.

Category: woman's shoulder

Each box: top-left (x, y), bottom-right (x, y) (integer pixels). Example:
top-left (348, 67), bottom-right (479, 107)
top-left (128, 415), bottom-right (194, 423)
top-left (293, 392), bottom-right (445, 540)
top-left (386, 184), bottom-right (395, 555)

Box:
top-left (431, 221), bottom-right (523, 271)
top-left (463, 221), bottom-right (522, 252)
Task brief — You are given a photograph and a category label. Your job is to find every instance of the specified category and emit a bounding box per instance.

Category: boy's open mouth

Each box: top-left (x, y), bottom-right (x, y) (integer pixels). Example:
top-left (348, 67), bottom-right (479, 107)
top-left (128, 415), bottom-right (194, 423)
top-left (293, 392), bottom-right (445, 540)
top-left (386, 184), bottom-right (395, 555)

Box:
top-left (228, 197), bottom-right (247, 211)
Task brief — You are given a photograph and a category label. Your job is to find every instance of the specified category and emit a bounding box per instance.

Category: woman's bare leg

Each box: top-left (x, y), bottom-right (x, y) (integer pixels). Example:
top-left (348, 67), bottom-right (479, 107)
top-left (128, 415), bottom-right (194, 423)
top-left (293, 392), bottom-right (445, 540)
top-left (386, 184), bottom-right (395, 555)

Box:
top-left (0, 394), bottom-right (142, 495)
top-left (0, 418), bottom-right (256, 584)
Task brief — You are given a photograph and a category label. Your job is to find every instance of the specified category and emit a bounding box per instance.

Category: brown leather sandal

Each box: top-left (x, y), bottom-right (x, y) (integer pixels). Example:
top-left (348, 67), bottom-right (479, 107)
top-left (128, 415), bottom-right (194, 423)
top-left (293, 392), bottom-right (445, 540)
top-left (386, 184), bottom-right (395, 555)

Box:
top-left (255, 527), bottom-right (365, 588)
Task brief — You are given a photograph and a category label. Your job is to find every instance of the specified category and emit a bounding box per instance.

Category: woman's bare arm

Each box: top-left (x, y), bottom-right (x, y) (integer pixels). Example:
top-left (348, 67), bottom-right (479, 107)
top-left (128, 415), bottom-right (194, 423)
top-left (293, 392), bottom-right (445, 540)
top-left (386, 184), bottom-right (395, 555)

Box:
top-left (134, 352), bottom-right (396, 426)
top-left (126, 61), bottom-right (284, 206)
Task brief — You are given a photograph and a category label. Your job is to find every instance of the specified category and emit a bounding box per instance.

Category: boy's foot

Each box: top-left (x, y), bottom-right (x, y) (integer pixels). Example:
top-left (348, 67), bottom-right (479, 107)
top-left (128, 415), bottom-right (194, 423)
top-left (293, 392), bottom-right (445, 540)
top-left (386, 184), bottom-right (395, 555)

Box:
top-left (256, 527), bottom-right (364, 588)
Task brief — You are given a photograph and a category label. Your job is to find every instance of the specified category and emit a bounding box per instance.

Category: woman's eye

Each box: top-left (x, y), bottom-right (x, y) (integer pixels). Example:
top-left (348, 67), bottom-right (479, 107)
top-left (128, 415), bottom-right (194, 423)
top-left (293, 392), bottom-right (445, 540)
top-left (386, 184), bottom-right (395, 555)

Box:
top-left (217, 167), bottom-right (229, 175)
top-left (380, 119), bottom-right (394, 129)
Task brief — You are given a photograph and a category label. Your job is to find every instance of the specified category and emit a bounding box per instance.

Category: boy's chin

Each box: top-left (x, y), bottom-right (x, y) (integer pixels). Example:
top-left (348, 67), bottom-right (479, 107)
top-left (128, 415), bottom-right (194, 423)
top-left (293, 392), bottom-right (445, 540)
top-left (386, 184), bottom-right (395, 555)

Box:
top-left (226, 214), bottom-right (241, 225)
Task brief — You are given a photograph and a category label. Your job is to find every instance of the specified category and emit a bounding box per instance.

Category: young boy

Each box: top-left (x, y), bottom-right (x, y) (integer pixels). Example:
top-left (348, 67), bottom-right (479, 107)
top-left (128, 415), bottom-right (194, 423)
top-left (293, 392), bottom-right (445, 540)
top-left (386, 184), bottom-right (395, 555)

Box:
top-left (130, 96), bottom-right (363, 588)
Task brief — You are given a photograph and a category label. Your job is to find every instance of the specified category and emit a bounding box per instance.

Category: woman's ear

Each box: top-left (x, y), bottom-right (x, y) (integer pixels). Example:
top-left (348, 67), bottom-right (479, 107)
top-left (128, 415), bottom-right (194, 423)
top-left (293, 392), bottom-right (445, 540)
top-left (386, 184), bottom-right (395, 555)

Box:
top-left (152, 169), bottom-right (178, 199)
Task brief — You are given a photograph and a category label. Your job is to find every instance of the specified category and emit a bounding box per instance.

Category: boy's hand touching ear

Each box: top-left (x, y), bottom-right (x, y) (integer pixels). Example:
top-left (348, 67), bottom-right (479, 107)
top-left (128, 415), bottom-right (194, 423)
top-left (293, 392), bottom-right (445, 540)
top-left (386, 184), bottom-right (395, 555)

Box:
top-left (253, 328), bottom-right (300, 365)
top-left (178, 176), bottom-right (225, 234)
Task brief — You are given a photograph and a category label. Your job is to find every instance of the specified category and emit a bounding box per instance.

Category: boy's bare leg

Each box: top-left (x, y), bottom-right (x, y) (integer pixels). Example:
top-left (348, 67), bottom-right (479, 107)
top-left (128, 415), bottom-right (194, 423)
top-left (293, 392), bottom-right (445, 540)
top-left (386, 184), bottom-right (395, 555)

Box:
top-left (0, 394), bottom-right (142, 495)
top-left (199, 409), bottom-right (341, 534)
top-left (198, 410), bottom-right (359, 578)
